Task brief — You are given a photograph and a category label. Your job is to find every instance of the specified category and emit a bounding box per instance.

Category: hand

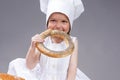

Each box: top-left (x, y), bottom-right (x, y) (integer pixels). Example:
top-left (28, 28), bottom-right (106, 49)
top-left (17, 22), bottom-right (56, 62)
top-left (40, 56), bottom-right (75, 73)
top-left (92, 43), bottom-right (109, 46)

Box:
top-left (31, 34), bottom-right (44, 48)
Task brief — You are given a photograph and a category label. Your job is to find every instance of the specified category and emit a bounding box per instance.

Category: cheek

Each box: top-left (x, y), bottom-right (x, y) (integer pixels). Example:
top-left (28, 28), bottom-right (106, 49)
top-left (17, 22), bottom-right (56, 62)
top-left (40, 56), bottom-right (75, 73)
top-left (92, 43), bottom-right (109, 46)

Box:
top-left (64, 25), bottom-right (70, 32)
top-left (47, 23), bottom-right (54, 29)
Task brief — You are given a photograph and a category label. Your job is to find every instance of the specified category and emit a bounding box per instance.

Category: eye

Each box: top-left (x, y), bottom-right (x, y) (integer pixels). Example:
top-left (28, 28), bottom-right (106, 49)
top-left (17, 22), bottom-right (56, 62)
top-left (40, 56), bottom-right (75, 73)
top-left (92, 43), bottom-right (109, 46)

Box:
top-left (49, 19), bottom-right (56, 22)
top-left (62, 20), bottom-right (68, 23)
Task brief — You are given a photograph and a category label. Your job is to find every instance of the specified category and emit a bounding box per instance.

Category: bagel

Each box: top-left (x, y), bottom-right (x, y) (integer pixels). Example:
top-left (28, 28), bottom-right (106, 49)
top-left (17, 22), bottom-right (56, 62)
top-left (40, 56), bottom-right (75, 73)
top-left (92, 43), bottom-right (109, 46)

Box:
top-left (0, 73), bottom-right (25, 80)
top-left (35, 29), bottom-right (74, 58)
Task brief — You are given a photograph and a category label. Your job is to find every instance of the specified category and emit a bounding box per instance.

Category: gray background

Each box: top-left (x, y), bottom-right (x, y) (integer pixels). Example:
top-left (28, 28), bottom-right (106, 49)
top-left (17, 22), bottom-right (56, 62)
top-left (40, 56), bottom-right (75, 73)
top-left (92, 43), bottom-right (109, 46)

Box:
top-left (0, 0), bottom-right (120, 80)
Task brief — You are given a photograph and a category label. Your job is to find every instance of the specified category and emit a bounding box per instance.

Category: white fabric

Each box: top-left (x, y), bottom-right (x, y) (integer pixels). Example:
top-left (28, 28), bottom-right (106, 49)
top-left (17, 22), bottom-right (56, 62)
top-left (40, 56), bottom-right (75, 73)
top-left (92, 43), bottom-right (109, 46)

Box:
top-left (40, 0), bottom-right (84, 28)
top-left (8, 37), bottom-right (90, 80)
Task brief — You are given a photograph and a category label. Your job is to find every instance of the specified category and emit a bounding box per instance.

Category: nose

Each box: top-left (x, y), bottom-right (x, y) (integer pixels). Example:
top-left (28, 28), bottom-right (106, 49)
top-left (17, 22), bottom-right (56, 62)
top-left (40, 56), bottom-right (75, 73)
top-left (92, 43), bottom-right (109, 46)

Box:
top-left (55, 22), bottom-right (62, 30)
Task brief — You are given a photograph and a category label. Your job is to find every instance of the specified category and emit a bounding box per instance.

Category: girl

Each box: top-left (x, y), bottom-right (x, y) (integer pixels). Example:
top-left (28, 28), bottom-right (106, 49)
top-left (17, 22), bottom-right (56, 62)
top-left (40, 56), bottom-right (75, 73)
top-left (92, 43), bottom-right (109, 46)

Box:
top-left (8, 0), bottom-right (90, 80)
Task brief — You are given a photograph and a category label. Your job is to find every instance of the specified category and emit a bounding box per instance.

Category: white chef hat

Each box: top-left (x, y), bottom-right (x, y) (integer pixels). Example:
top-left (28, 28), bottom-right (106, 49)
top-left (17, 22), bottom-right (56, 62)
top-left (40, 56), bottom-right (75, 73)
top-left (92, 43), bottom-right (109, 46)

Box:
top-left (40, 0), bottom-right (84, 28)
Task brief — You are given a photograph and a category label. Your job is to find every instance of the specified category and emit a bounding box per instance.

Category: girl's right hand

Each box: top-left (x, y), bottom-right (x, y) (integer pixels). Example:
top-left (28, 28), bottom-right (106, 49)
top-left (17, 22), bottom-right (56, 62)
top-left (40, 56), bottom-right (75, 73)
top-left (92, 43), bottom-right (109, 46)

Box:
top-left (30, 34), bottom-right (45, 48)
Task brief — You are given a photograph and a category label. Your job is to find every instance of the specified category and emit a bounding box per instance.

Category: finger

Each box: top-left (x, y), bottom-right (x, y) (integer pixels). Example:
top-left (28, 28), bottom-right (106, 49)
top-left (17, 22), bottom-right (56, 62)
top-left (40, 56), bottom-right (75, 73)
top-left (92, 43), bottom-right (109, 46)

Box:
top-left (32, 36), bottom-right (44, 43)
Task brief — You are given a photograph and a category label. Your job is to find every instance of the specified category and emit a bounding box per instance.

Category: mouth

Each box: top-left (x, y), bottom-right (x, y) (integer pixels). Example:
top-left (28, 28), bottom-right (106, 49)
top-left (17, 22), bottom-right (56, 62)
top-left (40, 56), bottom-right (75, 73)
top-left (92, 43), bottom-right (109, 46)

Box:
top-left (50, 30), bottom-right (64, 43)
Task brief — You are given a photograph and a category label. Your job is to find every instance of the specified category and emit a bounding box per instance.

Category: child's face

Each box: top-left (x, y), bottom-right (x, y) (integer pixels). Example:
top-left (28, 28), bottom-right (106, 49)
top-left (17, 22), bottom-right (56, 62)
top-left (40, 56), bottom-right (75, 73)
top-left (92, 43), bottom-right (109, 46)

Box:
top-left (47, 12), bottom-right (70, 34)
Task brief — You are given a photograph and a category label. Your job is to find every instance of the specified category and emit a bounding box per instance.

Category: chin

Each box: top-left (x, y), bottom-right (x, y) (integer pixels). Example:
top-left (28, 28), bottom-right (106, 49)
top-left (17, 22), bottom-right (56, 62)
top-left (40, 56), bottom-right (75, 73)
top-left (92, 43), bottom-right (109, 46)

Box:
top-left (51, 36), bottom-right (63, 43)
